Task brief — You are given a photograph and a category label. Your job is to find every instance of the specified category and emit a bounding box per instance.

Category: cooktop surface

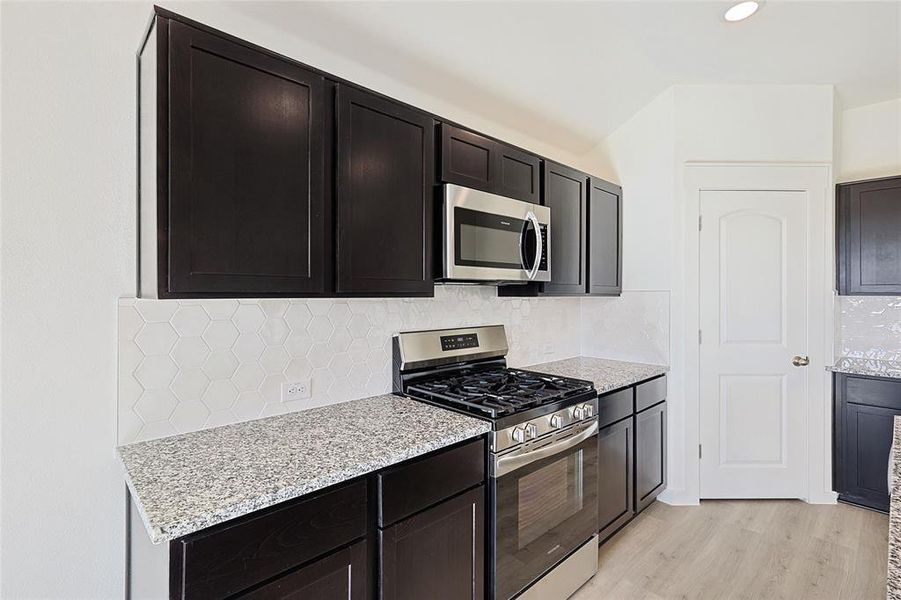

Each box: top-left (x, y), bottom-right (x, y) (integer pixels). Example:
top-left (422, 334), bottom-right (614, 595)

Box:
top-left (405, 366), bottom-right (594, 419)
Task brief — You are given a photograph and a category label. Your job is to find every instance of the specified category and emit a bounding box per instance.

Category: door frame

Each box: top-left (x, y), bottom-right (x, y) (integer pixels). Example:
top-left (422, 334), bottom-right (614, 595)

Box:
top-left (681, 163), bottom-right (836, 504)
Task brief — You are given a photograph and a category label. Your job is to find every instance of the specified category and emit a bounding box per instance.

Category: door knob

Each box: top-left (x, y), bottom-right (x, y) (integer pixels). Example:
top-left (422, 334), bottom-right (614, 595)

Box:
top-left (792, 355), bottom-right (810, 367)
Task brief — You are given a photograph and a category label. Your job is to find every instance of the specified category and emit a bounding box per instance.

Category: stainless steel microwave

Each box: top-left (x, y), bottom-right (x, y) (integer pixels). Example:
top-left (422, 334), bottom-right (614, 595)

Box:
top-left (441, 184), bottom-right (551, 283)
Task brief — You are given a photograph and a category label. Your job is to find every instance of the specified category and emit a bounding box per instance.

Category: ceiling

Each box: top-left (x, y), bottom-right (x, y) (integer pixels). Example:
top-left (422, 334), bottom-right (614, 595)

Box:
top-left (227, 1), bottom-right (901, 156)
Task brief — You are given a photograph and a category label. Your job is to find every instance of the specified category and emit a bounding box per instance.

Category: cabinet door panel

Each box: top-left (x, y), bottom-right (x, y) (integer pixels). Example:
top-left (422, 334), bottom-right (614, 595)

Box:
top-left (840, 401), bottom-right (895, 512)
top-left (543, 162), bottom-right (587, 295)
top-left (238, 541), bottom-right (367, 600)
top-left (441, 125), bottom-right (493, 193)
top-left (167, 21), bottom-right (326, 295)
top-left (380, 486), bottom-right (484, 600)
top-left (496, 146), bottom-right (540, 204)
top-left (440, 124), bottom-right (540, 204)
top-left (171, 480), bottom-right (366, 599)
top-left (838, 176), bottom-right (901, 295)
top-left (588, 177), bottom-right (622, 295)
top-left (636, 402), bottom-right (666, 512)
top-left (336, 86), bottom-right (434, 296)
top-left (598, 417), bottom-right (634, 542)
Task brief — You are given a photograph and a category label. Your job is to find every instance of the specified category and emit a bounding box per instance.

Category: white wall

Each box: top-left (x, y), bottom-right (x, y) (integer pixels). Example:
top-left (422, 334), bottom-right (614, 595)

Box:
top-left (1, 2), bottom-right (147, 596)
top-left (590, 84), bottom-right (837, 504)
top-left (578, 89), bottom-right (675, 366)
top-left (839, 97), bottom-right (901, 181)
top-left (0, 3), bottom-right (592, 596)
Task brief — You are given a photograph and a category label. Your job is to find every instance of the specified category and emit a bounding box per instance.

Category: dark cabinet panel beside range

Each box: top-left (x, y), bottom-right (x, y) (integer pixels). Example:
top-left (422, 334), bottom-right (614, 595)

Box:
top-left (595, 375), bottom-right (666, 543)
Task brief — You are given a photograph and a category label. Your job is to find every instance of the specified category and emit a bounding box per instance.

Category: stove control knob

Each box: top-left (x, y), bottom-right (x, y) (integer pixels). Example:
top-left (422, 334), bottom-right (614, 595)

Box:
top-left (573, 404), bottom-right (594, 420)
top-left (511, 426), bottom-right (526, 443)
top-left (524, 423), bottom-right (538, 440)
top-left (549, 414), bottom-right (563, 429)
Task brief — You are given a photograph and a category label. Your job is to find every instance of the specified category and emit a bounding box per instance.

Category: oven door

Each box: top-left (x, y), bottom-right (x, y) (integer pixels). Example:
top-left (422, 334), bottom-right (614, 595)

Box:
top-left (443, 184), bottom-right (550, 282)
top-left (491, 420), bottom-right (599, 600)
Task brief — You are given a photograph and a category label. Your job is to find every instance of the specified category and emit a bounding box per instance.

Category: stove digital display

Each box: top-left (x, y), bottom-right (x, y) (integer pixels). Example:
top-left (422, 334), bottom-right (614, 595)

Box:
top-left (440, 333), bottom-right (479, 351)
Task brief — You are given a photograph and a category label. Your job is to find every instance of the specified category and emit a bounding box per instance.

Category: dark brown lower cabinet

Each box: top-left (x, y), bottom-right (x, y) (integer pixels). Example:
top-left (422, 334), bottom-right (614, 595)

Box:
top-left (379, 485), bottom-right (485, 600)
top-left (169, 480), bottom-right (366, 599)
top-left (597, 416), bottom-right (634, 542)
top-left (167, 438), bottom-right (487, 599)
top-left (833, 372), bottom-right (901, 513)
top-left (238, 541), bottom-right (368, 600)
top-left (635, 401), bottom-right (667, 513)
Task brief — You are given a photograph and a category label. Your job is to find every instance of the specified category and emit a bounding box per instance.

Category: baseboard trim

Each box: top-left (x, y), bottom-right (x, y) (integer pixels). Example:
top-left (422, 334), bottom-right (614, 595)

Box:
top-left (657, 488), bottom-right (700, 506)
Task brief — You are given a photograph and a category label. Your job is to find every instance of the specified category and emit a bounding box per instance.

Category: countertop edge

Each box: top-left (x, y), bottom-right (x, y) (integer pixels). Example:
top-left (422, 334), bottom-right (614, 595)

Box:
top-left (120, 401), bottom-right (490, 545)
top-left (826, 358), bottom-right (901, 381)
top-left (526, 356), bottom-right (669, 395)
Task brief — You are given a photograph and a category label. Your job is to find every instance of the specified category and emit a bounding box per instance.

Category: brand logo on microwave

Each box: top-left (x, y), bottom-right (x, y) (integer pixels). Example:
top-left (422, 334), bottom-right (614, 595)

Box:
top-left (499, 221), bottom-right (511, 226)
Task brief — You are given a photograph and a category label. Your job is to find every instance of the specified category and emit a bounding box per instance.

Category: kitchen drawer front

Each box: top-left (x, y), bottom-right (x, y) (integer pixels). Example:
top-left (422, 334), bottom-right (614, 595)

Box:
top-left (598, 388), bottom-right (633, 428)
top-left (843, 374), bottom-right (901, 410)
top-left (171, 479), bottom-right (367, 599)
top-left (635, 375), bottom-right (667, 413)
top-left (237, 540), bottom-right (368, 600)
top-left (378, 437), bottom-right (485, 527)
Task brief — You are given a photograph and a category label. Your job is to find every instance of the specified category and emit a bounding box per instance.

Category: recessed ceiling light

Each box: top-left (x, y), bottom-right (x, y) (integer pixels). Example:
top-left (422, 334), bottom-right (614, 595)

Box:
top-left (724, 1), bottom-right (760, 22)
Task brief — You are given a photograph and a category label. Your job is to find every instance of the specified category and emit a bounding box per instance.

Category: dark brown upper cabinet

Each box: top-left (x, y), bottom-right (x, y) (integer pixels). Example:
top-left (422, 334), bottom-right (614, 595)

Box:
top-left (837, 175), bottom-right (901, 295)
top-left (142, 17), bottom-right (329, 298)
top-left (500, 164), bottom-right (623, 298)
top-left (140, 8), bottom-right (623, 300)
top-left (440, 124), bottom-right (540, 204)
top-left (541, 161), bottom-right (588, 295)
top-left (588, 177), bottom-right (623, 295)
top-left (335, 85), bottom-right (435, 296)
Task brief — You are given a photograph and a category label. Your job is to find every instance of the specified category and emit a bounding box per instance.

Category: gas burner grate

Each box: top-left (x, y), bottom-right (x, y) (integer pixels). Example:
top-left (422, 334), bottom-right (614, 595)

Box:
top-left (406, 367), bottom-right (592, 418)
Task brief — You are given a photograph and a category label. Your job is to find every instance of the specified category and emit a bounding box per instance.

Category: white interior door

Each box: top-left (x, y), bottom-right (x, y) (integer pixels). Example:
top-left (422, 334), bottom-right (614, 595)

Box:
top-left (699, 190), bottom-right (809, 498)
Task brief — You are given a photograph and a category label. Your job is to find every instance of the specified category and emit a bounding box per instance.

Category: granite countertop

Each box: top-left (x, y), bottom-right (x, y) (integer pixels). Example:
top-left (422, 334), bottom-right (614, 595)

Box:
top-left (118, 394), bottom-right (490, 545)
top-left (527, 356), bottom-right (668, 394)
top-left (889, 416), bottom-right (901, 599)
top-left (828, 357), bottom-right (901, 380)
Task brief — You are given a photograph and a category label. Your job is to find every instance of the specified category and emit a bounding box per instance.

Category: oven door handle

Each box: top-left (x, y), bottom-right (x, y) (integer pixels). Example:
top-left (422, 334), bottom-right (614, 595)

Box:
top-left (524, 211), bottom-right (542, 281)
top-left (494, 420), bottom-right (598, 477)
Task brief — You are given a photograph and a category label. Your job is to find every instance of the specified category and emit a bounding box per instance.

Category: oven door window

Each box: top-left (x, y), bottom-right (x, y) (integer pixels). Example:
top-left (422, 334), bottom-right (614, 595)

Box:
top-left (454, 207), bottom-right (537, 270)
top-left (494, 434), bottom-right (598, 600)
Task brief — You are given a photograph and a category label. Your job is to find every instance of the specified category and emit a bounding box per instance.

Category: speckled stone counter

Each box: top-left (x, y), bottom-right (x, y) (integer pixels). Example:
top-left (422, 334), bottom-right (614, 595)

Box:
top-left (828, 357), bottom-right (901, 380)
top-left (889, 417), bottom-right (901, 599)
top-left (527, 356), bottom-right (668, 394)
top-left (118, 394), bottom-right (490, 544)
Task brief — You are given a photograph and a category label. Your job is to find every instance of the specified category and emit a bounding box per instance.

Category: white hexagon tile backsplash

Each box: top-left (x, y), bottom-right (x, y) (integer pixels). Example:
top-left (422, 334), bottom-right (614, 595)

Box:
top-left (118, 286), bottom-right (582, 444)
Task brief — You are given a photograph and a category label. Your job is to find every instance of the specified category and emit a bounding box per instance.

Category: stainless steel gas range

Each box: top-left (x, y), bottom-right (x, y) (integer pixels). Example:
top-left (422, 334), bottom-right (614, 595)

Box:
top-left (393, 325), bottom-right (599, 600)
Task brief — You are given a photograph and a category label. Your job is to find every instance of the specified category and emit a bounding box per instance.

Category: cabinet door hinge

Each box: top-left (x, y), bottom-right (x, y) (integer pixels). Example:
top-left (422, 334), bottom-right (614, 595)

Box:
top-left (698, 329), bottom-right (702, 344)
top-left (699, 444), bottom-right (703, 459)
top-left (699, 215), bottom-right (703, 231)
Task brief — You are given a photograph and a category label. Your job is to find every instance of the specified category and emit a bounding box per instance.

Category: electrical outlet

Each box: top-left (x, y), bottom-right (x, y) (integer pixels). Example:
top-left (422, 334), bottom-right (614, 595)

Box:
top-left (281, 380), bottom-right (312, 402)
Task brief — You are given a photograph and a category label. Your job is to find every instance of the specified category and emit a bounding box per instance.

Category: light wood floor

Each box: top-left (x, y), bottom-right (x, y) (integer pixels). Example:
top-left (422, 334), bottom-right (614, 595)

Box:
top-left (571, 500), bottom-right (888, 600)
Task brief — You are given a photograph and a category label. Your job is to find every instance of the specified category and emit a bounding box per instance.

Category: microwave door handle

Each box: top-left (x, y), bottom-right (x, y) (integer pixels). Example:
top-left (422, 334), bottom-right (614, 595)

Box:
top-left (525, 211), bottom-right (542, 280)
top-left (494, 420), bottom-right (598, 477)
